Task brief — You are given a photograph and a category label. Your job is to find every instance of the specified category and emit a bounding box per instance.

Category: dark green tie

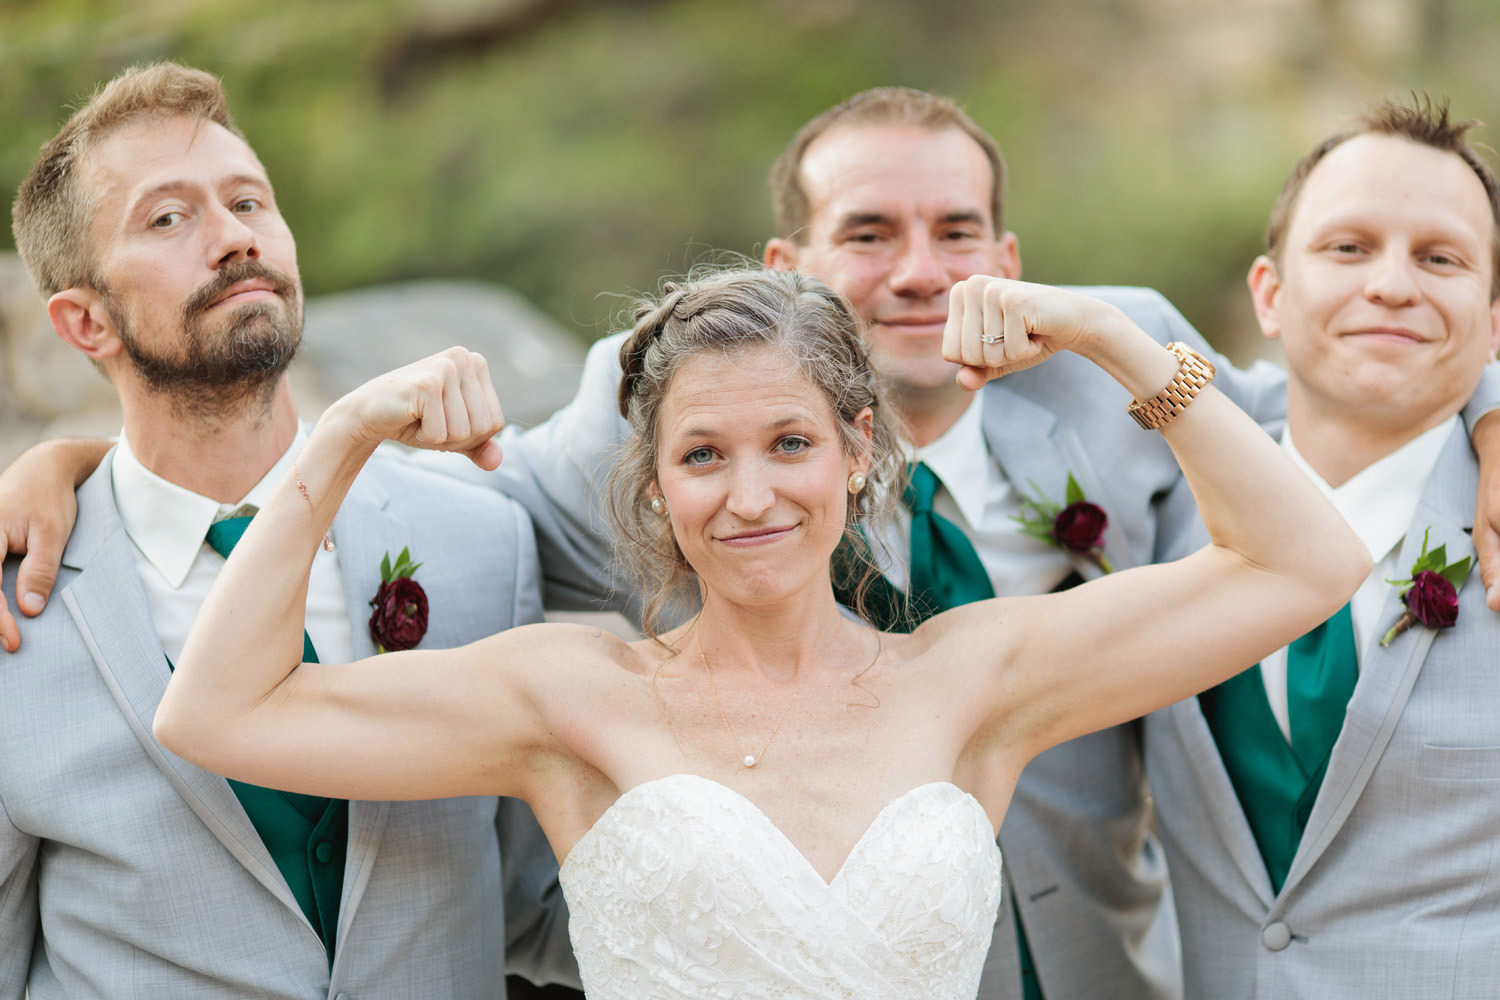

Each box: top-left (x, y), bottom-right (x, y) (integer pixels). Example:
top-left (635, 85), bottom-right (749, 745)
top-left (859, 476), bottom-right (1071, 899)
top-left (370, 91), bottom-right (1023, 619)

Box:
top-left (904, 462), bottom-right (996, 618)
top-left (201, 515), bottom-right (348, 958)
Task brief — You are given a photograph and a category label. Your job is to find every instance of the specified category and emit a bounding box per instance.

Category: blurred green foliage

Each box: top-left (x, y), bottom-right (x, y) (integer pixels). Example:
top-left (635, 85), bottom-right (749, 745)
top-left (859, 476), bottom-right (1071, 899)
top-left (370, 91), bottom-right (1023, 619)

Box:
top-left (4, 0), bottom-right (1499, 354)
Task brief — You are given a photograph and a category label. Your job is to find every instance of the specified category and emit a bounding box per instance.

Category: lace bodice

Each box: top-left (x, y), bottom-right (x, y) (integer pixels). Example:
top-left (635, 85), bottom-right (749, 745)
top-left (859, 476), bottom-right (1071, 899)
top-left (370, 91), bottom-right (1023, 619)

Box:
top-left (559, 774), bottom-right (1002, 999)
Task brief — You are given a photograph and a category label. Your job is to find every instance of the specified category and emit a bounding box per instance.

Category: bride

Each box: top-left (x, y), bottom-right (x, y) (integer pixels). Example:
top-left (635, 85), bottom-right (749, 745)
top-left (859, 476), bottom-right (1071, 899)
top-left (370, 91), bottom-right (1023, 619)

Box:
top-left (156, 268), bottom-right (1368, 998)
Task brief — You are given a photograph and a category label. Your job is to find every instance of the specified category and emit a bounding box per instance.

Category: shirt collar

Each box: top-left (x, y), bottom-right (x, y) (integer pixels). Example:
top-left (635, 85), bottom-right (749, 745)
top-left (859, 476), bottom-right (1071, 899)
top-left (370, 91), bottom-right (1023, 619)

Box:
top-left (912, 393), bottom-right (989, 526)
top-left (1281, 415), bottom-right (1458, 564)
top-left (111, 425), bottom-right (307, 588)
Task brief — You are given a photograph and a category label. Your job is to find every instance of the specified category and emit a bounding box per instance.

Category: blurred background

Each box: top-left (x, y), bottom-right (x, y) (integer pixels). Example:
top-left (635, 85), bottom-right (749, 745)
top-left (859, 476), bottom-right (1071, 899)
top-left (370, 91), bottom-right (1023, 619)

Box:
top-left (4, 0), bottom-right (1500, 466)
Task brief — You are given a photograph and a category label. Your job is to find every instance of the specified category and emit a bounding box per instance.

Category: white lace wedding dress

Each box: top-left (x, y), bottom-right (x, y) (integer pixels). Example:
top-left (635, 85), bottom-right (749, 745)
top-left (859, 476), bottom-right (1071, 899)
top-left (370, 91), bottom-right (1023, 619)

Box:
top-left (559, 773), bottom-right (1002, 999)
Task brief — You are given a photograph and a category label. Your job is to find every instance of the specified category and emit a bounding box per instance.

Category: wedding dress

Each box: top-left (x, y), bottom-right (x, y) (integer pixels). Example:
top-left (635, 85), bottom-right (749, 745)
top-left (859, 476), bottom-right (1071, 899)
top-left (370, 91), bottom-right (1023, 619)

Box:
top-left (559, 773), bottom-right (1002, 999)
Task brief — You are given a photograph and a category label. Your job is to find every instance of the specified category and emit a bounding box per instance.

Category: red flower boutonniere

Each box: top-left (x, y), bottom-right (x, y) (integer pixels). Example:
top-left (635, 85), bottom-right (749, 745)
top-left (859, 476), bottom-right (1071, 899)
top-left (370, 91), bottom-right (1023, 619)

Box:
top-left (369, 547), bottom-right (429, 653)
top-left (1379, 529), bottom-right (1469, 646)
top-left (1016, 472), bottom-right (1114, 574)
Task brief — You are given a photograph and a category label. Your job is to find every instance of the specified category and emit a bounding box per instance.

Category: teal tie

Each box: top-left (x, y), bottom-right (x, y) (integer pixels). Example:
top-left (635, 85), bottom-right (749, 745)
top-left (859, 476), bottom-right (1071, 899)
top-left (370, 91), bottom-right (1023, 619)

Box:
top-left (904, 462), bottom-right (996, 621)
top-left (200, 515), bottom-right (347, 958)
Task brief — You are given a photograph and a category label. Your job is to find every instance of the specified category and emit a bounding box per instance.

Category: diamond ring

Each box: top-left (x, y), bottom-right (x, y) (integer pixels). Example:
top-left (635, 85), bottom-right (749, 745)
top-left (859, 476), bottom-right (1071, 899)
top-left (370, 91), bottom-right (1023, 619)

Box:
top-left (980, 334), bottom-right (1003, 344)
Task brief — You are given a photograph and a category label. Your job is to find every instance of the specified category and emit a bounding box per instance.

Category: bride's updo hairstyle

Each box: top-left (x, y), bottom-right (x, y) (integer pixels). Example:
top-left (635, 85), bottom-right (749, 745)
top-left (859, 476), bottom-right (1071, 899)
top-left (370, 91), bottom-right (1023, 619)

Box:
top-left (607, 267), bottom-right (905, 638)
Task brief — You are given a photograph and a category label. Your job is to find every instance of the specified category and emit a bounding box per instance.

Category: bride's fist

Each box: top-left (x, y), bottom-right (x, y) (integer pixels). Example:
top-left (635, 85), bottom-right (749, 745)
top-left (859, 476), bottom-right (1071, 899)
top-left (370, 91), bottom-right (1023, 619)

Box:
top-left (943, 278), bottom-right (1125, 390)
top-left (332, 348), bottom-right (506, 469)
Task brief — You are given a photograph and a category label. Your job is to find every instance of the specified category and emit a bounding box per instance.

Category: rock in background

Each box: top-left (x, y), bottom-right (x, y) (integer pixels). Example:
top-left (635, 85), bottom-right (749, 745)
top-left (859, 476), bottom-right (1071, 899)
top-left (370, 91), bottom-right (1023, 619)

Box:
top-left (0, 253), bottom-right (586, 467)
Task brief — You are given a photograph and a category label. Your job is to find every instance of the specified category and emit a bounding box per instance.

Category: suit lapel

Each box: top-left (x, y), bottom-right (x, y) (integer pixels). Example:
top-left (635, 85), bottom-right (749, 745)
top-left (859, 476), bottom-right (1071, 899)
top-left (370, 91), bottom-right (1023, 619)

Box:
top-left (1280, 427), bottom-right (1476, 899)
top-left (61, 464), bottom-right (310, 925)
top-left (980, 384), bottom-right (1137, 576)
top-left (329, 470), bottom-right (403, 951)
top-left (1165, 698), bottom-right (1277, 908)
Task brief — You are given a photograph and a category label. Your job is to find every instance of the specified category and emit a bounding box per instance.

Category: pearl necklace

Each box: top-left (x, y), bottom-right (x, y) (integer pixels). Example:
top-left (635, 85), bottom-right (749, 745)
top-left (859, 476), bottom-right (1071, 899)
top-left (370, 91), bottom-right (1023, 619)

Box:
top-left (699, 645), bottom-right (811, 769)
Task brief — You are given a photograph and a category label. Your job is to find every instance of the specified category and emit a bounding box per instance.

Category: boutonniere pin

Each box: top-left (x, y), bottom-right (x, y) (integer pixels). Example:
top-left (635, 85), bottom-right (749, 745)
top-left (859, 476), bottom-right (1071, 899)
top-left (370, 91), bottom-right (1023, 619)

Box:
top-left (1016, 472), bottom-right (1114, 574)
top-left (1379, 529), bottom-right (1469, 646)
top-left (369, 547), bottom-right (429, 653)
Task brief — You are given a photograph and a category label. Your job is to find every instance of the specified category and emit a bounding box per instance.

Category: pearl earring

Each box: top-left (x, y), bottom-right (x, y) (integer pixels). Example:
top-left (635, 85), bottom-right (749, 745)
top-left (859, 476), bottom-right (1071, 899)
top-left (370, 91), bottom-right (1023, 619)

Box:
top-left (650, 495), bottom-right (669, 516)
top-left (847, 472), bottom-right (867, 495)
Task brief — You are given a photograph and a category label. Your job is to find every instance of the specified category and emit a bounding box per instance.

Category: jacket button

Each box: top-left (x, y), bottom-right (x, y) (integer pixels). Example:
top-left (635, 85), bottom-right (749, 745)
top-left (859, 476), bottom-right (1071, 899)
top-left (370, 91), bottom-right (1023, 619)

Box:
top-left (315, 841), bottom-right (334, 864)
top-left (1262, 921), bottom-right (1292, 951)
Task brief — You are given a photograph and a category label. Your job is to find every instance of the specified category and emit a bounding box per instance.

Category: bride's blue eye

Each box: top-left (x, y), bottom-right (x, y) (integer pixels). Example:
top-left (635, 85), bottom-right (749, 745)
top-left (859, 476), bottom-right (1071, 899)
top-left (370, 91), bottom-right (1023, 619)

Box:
top-left (776, 436), bottom-right (810, 455)
top-left (684, 447), bottom-right (715, 466)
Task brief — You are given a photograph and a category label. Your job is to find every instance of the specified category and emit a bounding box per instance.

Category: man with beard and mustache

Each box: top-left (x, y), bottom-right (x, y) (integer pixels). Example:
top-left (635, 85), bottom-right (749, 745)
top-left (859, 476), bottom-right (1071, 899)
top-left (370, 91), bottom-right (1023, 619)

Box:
top-left (0, 63), bottom-right (578, 998)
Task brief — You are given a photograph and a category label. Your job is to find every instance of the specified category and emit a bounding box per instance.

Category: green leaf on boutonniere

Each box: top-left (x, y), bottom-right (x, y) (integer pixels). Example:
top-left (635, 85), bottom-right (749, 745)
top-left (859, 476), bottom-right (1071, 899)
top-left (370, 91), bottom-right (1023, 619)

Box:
top-left (1064, 472), bottom-right (1085, 506)
top-left (382, 546), bottom-right (423, 583)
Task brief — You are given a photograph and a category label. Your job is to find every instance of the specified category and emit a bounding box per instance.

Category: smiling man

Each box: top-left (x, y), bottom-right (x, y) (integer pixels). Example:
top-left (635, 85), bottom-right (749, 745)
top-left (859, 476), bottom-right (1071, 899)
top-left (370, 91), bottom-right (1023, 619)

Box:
top-left (0, 63), bottom-right (576, 997)
top-left (1143, 98), bottom-right (1500, 997)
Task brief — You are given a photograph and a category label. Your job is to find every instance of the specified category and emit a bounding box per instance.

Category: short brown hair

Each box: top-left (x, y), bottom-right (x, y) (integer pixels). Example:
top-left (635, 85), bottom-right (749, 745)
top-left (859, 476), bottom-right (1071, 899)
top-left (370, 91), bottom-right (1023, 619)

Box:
top-left (1265, 95), bottom-right (1500, 299)
top-left (12, 62), bottom-right (242, 298)
top-left (769, 87), bottom-right (1007, 243)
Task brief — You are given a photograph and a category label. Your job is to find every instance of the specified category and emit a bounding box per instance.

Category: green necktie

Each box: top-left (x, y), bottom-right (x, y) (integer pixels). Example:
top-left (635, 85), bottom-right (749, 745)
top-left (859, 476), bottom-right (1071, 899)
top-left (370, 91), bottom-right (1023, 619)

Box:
top-left (904, 462), bottom-right (996, 620)
top-left (201, 515), bottom-right (347, 958)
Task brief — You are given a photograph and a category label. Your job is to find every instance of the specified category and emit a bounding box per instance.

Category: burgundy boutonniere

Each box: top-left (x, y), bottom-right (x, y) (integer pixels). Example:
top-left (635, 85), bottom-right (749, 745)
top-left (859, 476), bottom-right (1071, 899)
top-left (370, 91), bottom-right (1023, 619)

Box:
top-left (1016, 472), bottom-right (1114, 574)
top-left (1379, 529), bottom-right (1469, 647)
top-left (369, 547), bottom-right (428, 653)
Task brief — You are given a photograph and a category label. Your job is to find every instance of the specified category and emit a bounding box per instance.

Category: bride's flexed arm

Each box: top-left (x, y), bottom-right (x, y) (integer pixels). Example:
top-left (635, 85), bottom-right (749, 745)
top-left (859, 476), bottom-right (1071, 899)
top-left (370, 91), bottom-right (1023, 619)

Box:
top-left (936, 278), bottom-right (1371, 762)
top-left (154, 349), bottom-right (594, 804)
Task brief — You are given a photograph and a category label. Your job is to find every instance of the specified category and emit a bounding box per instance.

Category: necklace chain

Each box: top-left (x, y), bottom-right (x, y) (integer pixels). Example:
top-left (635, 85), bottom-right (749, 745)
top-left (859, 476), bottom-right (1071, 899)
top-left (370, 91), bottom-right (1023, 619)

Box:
top-left (699, 644), bottom-right (811, 768)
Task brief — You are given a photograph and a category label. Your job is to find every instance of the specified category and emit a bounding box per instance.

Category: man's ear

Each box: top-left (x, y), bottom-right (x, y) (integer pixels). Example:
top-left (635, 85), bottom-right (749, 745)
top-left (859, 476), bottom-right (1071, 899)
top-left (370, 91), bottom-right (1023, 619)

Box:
top-left (992, 231), bottom-right (1022, 280)
top-left (48, 288), bottom-right (122, 361)
top-left (1247, 255), bottom-right (1283, 342)
top-left (765, 238), bottom-right (798, 273)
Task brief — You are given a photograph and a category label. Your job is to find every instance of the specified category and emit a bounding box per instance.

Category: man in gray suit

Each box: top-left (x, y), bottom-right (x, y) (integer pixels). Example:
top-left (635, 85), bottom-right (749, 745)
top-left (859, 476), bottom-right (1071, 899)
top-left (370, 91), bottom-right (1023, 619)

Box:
top-left (0, 63), bottom-right (576, 998)
top-left (1144, 99), bottom-right (1500, 997)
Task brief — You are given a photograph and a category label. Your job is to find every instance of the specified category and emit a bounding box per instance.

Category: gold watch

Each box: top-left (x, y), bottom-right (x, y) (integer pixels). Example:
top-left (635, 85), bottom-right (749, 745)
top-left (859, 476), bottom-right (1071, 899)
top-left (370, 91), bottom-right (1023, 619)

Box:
top-left (1127, 342), bottom-right (1216, 431)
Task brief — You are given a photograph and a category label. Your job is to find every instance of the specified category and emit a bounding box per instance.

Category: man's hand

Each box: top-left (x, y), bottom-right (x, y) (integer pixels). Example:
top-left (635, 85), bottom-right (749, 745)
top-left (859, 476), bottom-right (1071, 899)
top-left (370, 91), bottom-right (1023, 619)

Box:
top-left (324, 347), bottom-right (506, 470)
top-left (1471, 410), bottom-right (1500, 610)
top-left (0, 438), bottom-right (111, 652)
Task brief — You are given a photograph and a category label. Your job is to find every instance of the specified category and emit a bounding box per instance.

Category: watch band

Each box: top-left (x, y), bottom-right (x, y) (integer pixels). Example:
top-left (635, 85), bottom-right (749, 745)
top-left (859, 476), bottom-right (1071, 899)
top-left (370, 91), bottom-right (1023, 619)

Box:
top-left (1127, 342), bottom-right (1216, 430)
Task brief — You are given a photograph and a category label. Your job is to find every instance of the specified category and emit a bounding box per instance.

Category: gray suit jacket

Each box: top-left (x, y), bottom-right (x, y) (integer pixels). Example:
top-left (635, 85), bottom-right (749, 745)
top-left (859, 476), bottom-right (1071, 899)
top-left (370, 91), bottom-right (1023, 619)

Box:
top-left (0, 450), bottom-right (578, 999)
top-left (488, 285), bottom-right (1288, 1000)
top-left (1145, 423), bottom-right (1500, 999)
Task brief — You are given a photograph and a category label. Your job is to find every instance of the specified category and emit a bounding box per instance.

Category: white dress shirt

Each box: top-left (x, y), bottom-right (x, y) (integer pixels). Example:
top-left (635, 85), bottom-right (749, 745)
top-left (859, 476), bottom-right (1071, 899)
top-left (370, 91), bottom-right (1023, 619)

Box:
top-left (1259, 416), bottom-right (1459, 741)
top-left (874, 392), bottom-right (1075, 598)
top-left (111, 426), bottom-right (354, 665)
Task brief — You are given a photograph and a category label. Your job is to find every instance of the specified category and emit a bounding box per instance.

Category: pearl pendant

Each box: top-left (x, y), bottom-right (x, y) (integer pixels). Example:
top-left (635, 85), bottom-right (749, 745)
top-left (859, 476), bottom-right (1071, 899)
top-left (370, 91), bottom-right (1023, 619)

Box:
top-left (743, 755), bottom-right (757, 768)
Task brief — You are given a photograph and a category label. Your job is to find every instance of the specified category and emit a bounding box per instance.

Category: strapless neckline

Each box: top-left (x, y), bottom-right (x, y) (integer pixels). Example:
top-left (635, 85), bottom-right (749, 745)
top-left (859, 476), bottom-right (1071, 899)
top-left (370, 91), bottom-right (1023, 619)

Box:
top-left (563, 774), bottom-right (989, 888)
top-left (559, 772), bottom-right (1003, 998)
